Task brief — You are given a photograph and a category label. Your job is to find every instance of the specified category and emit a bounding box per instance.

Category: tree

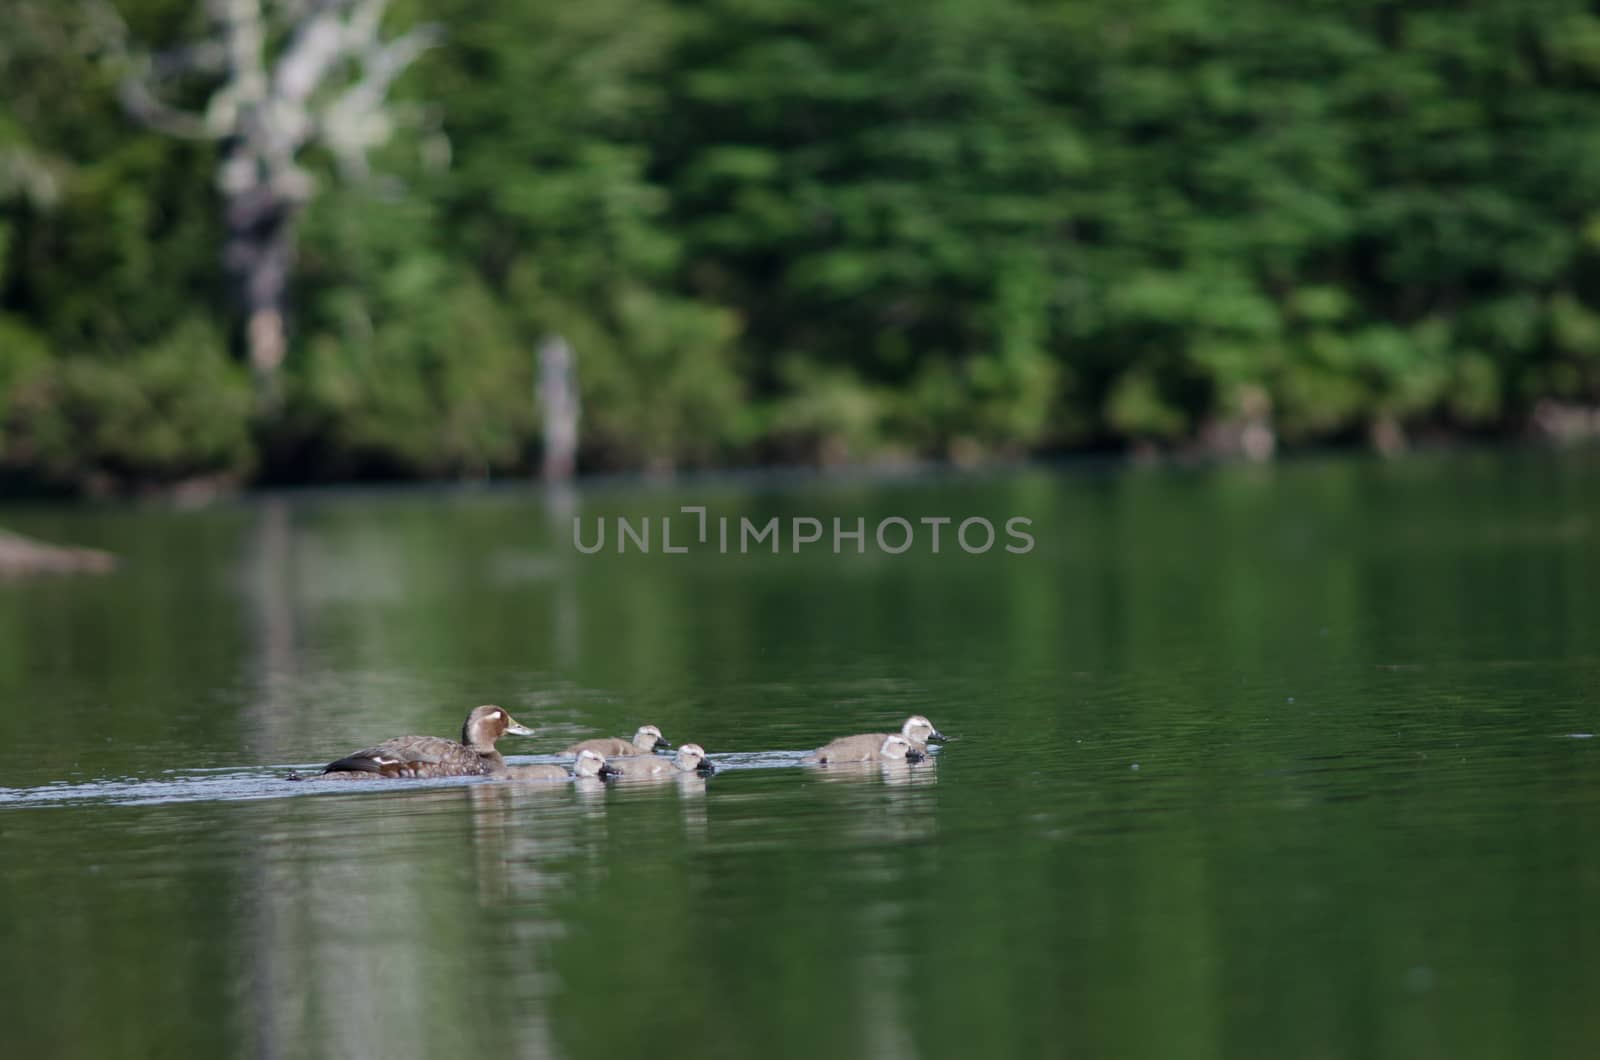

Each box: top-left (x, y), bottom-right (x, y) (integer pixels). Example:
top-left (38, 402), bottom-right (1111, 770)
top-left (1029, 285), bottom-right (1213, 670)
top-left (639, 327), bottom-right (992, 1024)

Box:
top-left (97, 0), bottom-right (437, 407)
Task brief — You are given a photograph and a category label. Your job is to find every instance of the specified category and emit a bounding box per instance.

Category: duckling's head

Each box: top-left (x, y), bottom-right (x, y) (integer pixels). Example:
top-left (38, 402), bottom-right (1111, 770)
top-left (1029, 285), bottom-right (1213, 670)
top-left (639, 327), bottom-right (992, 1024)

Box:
top-left (676, 743), bottom-right (715, 774)
top-left (900, 715), bottom-right (946, 745)
top-left (880, 734), bottom-right (925, 763)
top-left (574, 749), bottom-right (612, 778)
top-left (462, 705), bottom-right (536, 752)
top-left (634, 724), bottom-right (671, 751)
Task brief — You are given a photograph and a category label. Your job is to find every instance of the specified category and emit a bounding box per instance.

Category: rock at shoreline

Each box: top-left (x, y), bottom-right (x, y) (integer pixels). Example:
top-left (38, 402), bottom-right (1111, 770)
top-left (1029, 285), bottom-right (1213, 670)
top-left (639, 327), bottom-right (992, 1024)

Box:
top-left (0, 530), bottom-right (117, 576)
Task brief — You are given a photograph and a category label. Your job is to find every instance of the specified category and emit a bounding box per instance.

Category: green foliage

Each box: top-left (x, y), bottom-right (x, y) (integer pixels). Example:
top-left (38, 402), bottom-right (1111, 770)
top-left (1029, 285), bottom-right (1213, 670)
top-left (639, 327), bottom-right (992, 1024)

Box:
top-left (286, 270), bottom-right (536, 479)
top-left (6, 0), bottom-right (1600, 489)
top-left (2, 319), bottom-right (254, 490)
top-left (768, 359), bottom-right (894, 462)
top-left (0, 316), bottom-right (50, 446)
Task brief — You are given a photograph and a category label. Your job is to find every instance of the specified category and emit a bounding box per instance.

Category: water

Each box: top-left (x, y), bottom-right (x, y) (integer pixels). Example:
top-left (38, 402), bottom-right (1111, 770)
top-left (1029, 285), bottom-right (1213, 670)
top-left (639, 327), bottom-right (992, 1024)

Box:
top-left (2, 450), bottom-right (1598, 1059)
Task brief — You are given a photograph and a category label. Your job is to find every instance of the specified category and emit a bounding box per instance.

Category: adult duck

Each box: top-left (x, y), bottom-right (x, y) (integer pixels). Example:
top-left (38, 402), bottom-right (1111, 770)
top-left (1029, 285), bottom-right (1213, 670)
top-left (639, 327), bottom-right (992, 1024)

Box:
top-left (299, 705), bottom-right (536, 780)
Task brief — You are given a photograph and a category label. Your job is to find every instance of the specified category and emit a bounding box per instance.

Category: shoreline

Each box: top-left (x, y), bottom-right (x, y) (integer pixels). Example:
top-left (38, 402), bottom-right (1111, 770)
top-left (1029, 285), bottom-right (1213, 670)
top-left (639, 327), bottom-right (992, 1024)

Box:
top-left (0, 433), bottom-right (1593, 513)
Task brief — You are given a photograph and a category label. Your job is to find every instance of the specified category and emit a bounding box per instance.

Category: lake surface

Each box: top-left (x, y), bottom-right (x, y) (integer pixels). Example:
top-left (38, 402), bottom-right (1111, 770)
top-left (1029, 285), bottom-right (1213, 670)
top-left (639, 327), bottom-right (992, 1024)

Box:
top-left (2, 450), bottom-right (1598, 1059)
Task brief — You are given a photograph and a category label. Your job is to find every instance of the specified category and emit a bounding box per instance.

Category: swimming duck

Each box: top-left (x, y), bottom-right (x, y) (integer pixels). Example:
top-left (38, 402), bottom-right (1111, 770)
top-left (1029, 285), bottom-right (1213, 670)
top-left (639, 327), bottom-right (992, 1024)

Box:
top-left (505, 749), bottom-right (618, 781)
top-left (602, 742), bottom-right (715, 778)
top-left (803, 733), bottom-right (925, 765)
top-left (563, 725), bottom-right (671, 758)
top-left (804, 716), bottom-right (946, 763)
top-left (299, 704), bottom-right (536, 780)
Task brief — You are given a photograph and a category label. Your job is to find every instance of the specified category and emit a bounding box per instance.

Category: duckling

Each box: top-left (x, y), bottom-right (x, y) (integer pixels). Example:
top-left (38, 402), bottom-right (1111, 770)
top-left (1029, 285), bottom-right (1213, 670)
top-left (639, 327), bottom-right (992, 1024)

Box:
top-left (804, 716), bottom-right (945, 763)
top-left (603, 742), bottom-right (715, 778)
top-left (803, 733), bottom-right (925, 766)
top-left (563, 725), bottom-right (671, 758)
top-left (299, 705), bottom-right (536, 780)
top-left (504, 749), bottom-right (618, 781)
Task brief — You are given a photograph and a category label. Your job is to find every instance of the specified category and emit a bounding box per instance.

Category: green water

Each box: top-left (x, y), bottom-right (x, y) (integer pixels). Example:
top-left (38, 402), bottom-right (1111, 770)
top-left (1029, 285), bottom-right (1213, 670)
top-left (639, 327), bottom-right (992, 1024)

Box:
top-left (2, 451), bottom-right (1599, 1059)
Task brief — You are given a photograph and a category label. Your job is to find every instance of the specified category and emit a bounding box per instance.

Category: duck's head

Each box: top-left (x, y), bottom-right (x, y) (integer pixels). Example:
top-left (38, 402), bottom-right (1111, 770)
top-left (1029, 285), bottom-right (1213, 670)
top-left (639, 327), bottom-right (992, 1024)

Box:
top-left (574, 749), bottom-right (613, 779)
top-left (462, 705), bottom-right (536, 752)
top-left (634, 724), bottom-right (671, 751)
top-left (901, 715), bottom-right (946, 744)
top-left (880, 734), bottom-right (925, 763)
top-left (676, 743), bottom-right (715, 774)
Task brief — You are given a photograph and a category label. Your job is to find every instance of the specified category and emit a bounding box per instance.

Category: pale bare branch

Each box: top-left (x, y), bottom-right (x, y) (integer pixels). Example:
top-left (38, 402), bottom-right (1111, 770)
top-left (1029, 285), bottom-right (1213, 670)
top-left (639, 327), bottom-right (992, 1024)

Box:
top-left (321, 20), bottom-right (440, 178)
top-left (91, 0), bottom-right (443, 400)
top-left (344, 0), bottom-right (389, 49)
top-left (272, 10), bottom-right (348, 104)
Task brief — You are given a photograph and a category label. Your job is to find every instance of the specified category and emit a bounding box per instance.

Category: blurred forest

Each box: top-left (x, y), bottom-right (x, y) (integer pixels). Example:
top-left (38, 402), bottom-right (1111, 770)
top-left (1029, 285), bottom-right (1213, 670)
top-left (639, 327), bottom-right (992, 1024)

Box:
top-left (4, 0), bottom-right (1600, 492)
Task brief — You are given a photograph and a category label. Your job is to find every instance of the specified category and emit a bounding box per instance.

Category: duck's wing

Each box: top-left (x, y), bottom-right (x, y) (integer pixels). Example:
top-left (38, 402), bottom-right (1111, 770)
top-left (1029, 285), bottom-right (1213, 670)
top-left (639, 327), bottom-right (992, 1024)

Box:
top-left (323, 736), bottom-right (483, 778)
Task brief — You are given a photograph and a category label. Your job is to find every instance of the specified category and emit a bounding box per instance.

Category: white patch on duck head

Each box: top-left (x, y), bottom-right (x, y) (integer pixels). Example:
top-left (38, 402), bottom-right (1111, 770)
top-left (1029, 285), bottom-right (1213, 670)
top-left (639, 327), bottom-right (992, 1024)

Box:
top-left (471, 705), bottom-right (535, 740)
top-left (574, 749), bottom-right (606, 777)
top-left (900, 715), bottom-right (936, 741)
top-left (464, 705), bottom-right (510, 748)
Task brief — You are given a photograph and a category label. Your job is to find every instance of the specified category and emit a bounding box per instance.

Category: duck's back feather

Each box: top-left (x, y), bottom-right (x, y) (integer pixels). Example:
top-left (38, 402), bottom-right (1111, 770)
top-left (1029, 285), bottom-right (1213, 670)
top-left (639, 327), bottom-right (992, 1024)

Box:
top-left (321, 735), bottom-right (492, 778)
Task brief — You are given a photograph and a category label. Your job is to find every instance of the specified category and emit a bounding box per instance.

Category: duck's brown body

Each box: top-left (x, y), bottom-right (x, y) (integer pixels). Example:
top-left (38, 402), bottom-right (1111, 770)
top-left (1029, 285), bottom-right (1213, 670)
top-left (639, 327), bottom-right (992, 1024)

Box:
top-left (303, 705), bottom-right (536, 781)
top-left (322, 735), bottom-right (505, 778)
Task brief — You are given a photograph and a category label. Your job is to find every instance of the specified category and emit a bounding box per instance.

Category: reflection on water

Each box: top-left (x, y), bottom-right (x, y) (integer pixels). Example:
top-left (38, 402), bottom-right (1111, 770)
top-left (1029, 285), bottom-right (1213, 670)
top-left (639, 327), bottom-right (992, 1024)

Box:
top-left (2, 451), bottom-right (1600, 1059)
top-left (0, 754), bottom-right (794, 809)
top-left (807, 756), bottom-right (941, 787)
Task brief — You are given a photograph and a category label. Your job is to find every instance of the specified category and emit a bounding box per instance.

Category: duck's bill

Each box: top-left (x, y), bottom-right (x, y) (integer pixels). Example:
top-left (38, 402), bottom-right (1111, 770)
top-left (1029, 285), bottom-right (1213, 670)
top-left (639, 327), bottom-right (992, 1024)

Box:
top-left (905, 749), bottom-right (926, 763)
top-left (696, 761), bottom-right (717, 775)
top-left (928, 731), bottom-right (948, 743)
top-left (599, 764), bottom-right (621, 779)
top-left (505, 720), bottom-right (537, 736)
top-left (655, 739), bottom-right (674, 750)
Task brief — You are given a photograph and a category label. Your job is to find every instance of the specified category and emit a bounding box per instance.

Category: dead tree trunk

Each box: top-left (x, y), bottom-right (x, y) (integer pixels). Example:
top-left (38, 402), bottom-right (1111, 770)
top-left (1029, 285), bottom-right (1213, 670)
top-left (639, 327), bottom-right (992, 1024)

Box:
top-left (224, 179), bottom-right (295, 404)
top-left (538, 335), bottom-right (580, 482)
top-left (98, 0), bottom-right (437, 410)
